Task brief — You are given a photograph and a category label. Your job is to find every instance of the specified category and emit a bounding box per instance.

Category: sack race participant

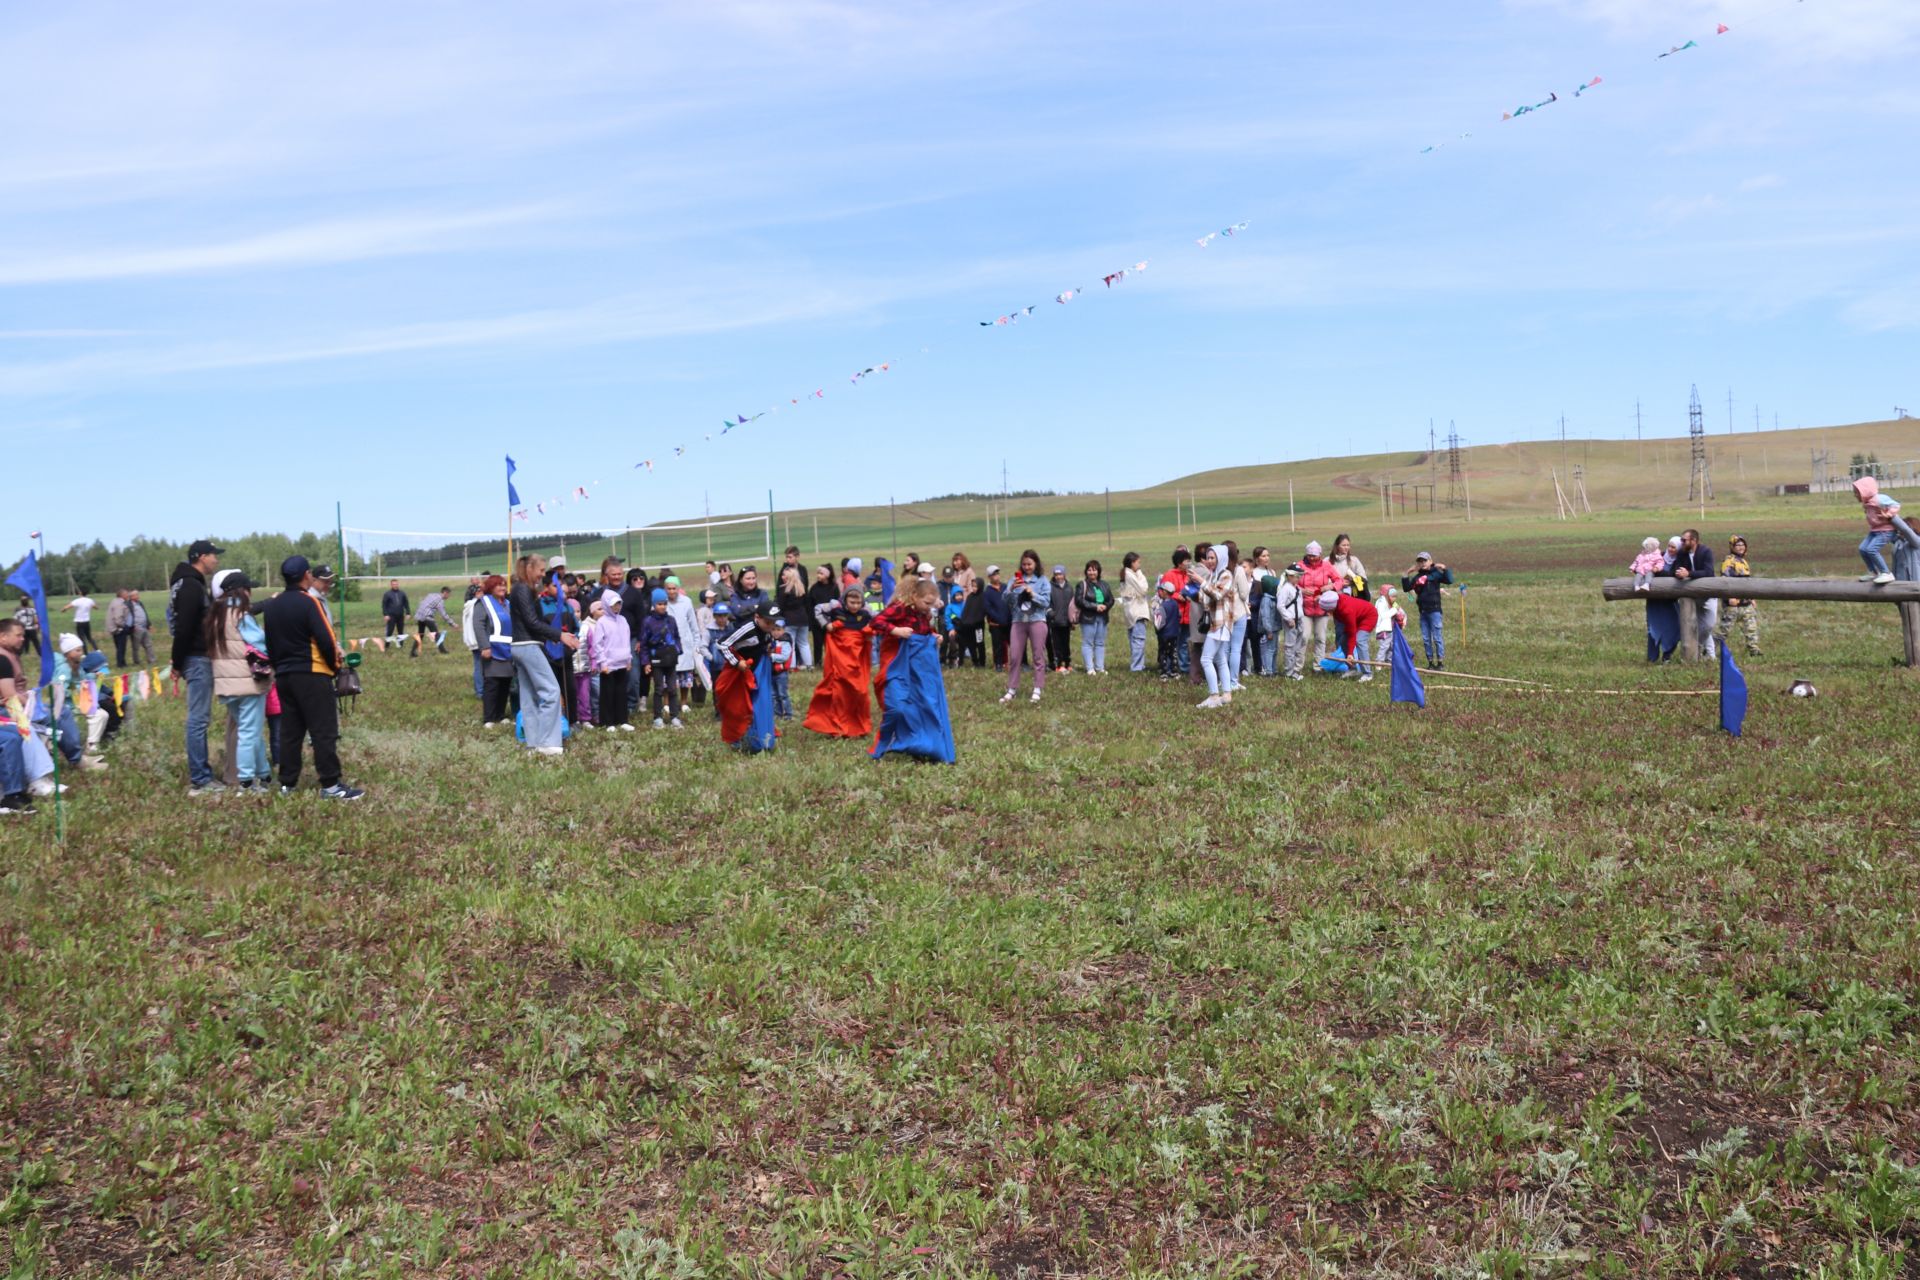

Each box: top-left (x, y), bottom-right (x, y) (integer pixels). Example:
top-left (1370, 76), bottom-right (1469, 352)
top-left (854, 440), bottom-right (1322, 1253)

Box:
top-left (872, 579), bottom-right (939, 713)
top-left (713, 601), bottom-right (782, 752)
top-left (804, 587), bottom-right (874, 739)
top-left (871, 633), bottom-right (956, 764)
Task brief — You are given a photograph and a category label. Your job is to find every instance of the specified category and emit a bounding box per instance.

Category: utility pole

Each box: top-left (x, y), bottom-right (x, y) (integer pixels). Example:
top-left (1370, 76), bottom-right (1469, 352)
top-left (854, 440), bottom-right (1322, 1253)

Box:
top-left (1727, 388), bottom-right (1734, 435)
top-left (1559, 413), bottom-right (1569, 476)
top-left (1445, 422), bottom-right (1464, 509)
top-left (1104, 487), bottom-right (1113, 549)
top-left (1635, 397), bottom-right (1644, 467)
top-left (1688, 385), bottom-right (1714, 503)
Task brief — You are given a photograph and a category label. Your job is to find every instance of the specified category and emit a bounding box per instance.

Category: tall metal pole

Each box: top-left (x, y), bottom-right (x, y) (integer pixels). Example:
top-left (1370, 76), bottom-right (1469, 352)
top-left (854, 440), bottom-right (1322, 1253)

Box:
top-left (335, 501), bottom-right (348, 613)
top-left (1104, 487), bottom-right (1113, 549)
top-left (1288, 479), bottom-right (1295, 532)
top-left (766, 490), bottom-right (774, 562)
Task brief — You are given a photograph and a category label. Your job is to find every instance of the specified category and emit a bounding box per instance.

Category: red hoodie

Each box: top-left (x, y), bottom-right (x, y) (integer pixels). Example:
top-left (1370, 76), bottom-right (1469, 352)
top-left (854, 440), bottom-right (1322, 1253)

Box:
top-left (1298, 556), bottom-right (1343, 617)
top-left (1331, 593), bottom-right (1378, 658)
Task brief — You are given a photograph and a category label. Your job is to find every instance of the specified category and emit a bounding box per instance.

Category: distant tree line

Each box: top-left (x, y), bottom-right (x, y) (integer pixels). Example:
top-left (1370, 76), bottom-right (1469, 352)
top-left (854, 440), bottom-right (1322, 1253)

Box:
top-left (920, 489), bottom-right (1070, 502)
top-left (6, 533), bottom-right (366, 600)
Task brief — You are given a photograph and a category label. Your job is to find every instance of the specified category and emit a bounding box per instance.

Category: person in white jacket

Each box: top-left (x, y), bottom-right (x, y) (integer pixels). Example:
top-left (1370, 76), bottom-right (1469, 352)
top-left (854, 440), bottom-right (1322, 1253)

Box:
top-left (663, 576), bottom-right (709, 707)
top-left (1371, 585), bottom-right (1407, 666)
top-left (1118, 552), bottom-right (1154, 673)
top-left (1277, 563), bottom-right (1306, 680)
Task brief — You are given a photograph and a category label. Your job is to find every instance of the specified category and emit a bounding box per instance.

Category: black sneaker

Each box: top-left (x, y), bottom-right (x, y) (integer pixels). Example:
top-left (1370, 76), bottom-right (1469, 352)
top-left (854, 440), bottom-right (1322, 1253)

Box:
top-left (0, 793), bottom-right (36, 817)
top-left (319, 784), bottom-right (365, 802)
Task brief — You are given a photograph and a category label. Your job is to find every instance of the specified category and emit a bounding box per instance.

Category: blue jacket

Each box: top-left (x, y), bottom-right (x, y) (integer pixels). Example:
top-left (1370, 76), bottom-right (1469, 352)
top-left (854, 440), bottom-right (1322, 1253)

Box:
top-left (1009, 575), bottom-right (1050, 621)
top-left (983, 585), bottom-right (1010, 626)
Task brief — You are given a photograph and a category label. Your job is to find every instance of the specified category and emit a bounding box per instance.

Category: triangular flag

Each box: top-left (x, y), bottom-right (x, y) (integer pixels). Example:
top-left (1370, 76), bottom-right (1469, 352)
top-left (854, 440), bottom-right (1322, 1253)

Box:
top-left (1719, 642), bottom-right (1747, 737)
top-left (1716, 23), bottom-right (1728, 34)
top-left (1388, 626), bottom-right (1426, 709)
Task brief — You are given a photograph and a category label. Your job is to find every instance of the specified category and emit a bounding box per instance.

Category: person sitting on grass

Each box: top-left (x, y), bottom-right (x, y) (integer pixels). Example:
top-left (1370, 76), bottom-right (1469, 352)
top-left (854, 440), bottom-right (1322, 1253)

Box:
top-left (0, 618), bottom-right (40, 817)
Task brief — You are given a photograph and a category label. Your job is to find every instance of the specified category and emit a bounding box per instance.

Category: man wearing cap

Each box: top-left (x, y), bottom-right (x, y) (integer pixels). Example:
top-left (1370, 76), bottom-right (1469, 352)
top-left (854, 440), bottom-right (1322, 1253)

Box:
top-left (1400, 552), bottom-right (1454, 670)
top-left (380, 579), bottom-right (410, 641)
top-left (264, 556), bottom-right (361, 800)
top-left (170, 538), bottom-right (222, 793)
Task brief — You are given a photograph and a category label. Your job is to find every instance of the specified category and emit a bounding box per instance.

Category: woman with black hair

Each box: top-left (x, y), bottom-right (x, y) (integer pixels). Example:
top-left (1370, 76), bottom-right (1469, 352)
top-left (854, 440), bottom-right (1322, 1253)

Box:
top-left (1000, 549), bottom-right (1051, 705)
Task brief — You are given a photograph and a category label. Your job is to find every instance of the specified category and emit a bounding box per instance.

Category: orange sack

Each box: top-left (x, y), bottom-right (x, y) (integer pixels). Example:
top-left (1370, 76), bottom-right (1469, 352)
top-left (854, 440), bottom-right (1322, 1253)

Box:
top-left (804, 626), bottom-right (872, 739)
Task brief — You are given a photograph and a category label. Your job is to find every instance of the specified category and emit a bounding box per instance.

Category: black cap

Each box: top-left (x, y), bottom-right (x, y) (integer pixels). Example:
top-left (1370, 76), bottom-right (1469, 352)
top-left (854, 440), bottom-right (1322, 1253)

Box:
top-left (189, 539), bottom-right (225, 559)
top-left (312, 564), bottom-right (336, 580)
top-left (280, 554), bottom-right (311, 583)
top-left (217, 570), bottom-right (256, 594)
top-left (754, 600), bottom-right (782, 621)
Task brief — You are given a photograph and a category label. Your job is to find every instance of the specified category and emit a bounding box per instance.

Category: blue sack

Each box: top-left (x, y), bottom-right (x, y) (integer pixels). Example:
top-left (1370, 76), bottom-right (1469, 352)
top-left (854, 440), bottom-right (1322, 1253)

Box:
top-left (514, 710), bottom-right (572, 742)
top-left (871, 634), bottom-right (956, 764)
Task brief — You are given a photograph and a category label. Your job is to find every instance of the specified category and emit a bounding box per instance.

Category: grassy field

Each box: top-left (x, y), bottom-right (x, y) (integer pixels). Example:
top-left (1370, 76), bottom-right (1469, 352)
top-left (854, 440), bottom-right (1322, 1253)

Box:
top-left (3, 509), bottom-right (1919, 1278)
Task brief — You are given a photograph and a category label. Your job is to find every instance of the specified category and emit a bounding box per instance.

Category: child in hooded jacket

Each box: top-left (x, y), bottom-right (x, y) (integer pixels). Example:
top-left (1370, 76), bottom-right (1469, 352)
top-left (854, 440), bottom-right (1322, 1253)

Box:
top-left (588, 592), bottom-right (634, 730)
top-left (1630, 537), bottom-right (1665, 591)
top-left (1154, 582), bottom-right (1184, 679)
top-left (1854, 475), bottom-right (1902, 584)
top-left (636, 589), bottom-right (685, 727)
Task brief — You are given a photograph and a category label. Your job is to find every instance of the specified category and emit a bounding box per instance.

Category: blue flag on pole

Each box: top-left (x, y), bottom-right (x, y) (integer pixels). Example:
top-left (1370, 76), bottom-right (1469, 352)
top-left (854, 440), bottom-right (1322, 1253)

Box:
top-left (1719, 641), bottom-right (1747, 737)
top-left (1388, 625), bottom-right (1426, 708)
top-left (506, 455), bottom-right (520, 507)
top-left (4, 550), bottom-right (53, 687)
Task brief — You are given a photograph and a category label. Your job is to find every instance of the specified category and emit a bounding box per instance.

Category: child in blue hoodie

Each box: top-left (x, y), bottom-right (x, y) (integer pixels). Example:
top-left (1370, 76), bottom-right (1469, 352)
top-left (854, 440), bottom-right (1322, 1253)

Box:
top-left (636, 588), bottom-right (685, 728)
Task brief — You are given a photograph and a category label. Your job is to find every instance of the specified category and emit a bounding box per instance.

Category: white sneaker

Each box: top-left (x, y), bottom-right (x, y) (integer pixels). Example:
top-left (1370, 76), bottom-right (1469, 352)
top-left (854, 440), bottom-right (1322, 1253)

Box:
top-left (1874, 572), bottom-right (1896, 585)
top-left (79, 755), bottom-right (108, 772)
top-left (534, 746), bottom-right (564, 757)
top-left (1859, 573), bottom-right (1879, 582)
top-left (999, 691), bottom-right (1014, 704)
top-left (620, 723), bottom-right (636, 732)
top-left (653, 718), bottom-right (665, 728)
top-left (1030, 690), bottom-right (1042, 703)
top-left (29, 780), bottom-right (68, 797)
top-left (1357, 672), bottom-right (1374, 683)
top-left (1197, 695), bottom-right (1220, 709)
top-left (670, 718), bottom-right (685, 729)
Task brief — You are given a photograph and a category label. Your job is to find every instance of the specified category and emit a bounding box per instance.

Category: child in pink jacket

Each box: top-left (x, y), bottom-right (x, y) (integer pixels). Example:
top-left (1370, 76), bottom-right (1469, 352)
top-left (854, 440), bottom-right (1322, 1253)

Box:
top-left (585, 593), bottom-right (634, 730)
top-left (1854, 475), bottom-right (1901, 585)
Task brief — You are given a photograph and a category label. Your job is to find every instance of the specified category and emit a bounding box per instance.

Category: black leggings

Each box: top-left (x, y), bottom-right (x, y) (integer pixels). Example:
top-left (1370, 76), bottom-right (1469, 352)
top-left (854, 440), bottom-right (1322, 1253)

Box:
top-left (599, 669), bottom-right (629, 728)
top-left (75, 620), bottom-right (95, 651)
top-left (482, 675), bottom-right (512, 724)
top-left (1047, 623), bottom-right (1072, 669)
top-left (385, 615), bottom-right (406, 638)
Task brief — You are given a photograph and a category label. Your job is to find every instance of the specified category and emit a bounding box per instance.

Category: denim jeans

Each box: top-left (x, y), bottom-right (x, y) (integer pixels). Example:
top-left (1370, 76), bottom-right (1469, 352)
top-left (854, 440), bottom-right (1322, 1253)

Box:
top-left (773, 669), bottom-right (792, 717)
top-left (219, 692), bottom-right (269, 782)
top-left (1128, 620), bottom-right (1147, 671)
top-left (512, 646), bottom-right (564, 749)
top-left (1226, 618), bottom-right (1249, 685)
top-left (1257, 629), bottom-right (1278, 675)
top-left (1419, 610), bottom-right (1444, 663)
top-left (1080, 618), bottom-right (1108, 671)
top-left (54, 700), bottom-right (82, 765)
top-left (795, 630), bottom-right (813, 670)
top-left (1861, 530), bottom-right (1894, 575)
top-left (0, 722), bottom-right (23, 795)
top-left (1201, 631), bottom-right (1233, 695)
top-left (183, 655), bottom-right (213, 786)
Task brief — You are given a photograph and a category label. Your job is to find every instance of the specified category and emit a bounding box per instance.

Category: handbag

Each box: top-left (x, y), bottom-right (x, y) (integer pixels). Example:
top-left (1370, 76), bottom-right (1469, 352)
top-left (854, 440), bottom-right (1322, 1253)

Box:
top-left (244, 645), bottom-right (274, 680)
top-left (333, 666), bottom-right (362, 698)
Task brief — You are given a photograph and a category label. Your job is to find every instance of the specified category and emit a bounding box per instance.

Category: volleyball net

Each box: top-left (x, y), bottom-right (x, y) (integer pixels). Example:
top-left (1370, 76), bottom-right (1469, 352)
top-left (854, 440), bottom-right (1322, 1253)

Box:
top-left (339, 514), bottom-right (773, 584)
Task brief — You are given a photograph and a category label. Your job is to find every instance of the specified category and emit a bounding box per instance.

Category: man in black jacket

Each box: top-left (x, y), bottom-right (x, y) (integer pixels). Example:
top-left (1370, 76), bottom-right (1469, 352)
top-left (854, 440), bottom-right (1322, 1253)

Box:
top-left (1661, 528), bottom-right (1718, 659)
top-left (265, 556), bottom-right (362, 800)
top-left (169, 538), bottom-right (222, 795)
top-left (380, 580), bottom-right (410, 640)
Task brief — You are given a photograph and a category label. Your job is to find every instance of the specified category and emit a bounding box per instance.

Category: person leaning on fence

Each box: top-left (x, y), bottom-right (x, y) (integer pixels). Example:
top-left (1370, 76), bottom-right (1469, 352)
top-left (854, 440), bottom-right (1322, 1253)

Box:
top-left (1716, 536), bottom-right (1761, 657)
top-left (264, 556), bottom-right (362, 800)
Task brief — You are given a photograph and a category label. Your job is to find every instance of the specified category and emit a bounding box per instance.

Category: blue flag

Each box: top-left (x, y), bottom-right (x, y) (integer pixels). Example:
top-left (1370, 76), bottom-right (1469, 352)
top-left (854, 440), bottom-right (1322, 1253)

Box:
top-left (1719, 641), bottom-right (1747, 737)
top-left (506, 455), bottom-right (520, 507)
top-left (4, 550), bottom-right (53, 687)
top-left (1388, 625), bottom-right (1426, 708)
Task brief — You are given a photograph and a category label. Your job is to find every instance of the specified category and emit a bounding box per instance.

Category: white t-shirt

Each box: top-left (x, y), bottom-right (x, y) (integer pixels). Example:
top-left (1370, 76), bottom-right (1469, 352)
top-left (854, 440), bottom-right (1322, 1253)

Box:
top-left (70, 596), bottom-right (96, 622)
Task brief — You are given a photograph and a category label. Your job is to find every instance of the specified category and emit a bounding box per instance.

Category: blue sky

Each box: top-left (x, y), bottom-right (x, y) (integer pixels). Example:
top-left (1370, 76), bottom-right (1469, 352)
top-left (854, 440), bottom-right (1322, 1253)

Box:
top-left (6, 0), bottom-right (1918, 549)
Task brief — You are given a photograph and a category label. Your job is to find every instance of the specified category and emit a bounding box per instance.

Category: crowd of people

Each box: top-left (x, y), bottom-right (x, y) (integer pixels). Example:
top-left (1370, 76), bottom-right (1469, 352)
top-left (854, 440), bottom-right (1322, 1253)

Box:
top-left (3, 532), bottom-right (1459, 813)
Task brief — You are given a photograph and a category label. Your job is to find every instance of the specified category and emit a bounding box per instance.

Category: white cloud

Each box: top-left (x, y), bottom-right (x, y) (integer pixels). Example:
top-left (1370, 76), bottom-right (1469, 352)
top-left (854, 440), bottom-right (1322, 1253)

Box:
top-left (0, 205), bottom-right (565, 286)
top-left (1739, 173), bottom-right (1784, 191)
